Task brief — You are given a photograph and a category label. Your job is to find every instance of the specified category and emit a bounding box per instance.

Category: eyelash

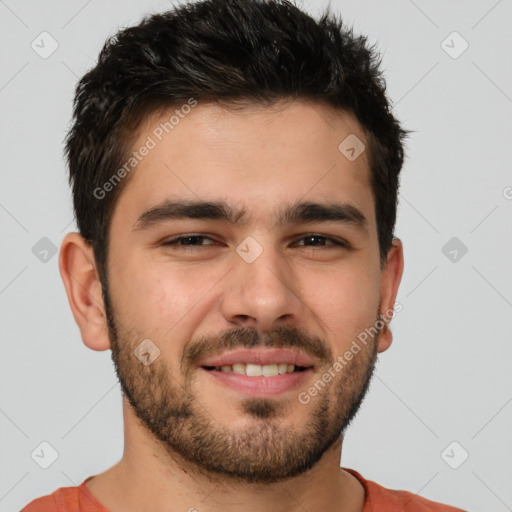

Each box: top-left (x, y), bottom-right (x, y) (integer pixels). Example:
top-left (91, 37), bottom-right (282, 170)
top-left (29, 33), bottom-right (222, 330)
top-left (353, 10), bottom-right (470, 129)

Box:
top-left (162, 234), bottom-right (350, 249)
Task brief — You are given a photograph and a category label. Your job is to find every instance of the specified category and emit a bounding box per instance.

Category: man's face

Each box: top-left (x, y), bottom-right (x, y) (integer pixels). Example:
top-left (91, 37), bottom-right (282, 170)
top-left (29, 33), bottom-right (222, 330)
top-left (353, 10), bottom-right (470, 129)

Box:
top-left (103, 100), bottom-right (387, 483)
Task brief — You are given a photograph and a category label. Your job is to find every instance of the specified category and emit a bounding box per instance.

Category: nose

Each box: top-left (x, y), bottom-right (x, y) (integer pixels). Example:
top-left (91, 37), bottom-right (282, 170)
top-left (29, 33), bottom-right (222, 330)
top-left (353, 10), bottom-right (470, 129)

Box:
top-left (219, 240), bottom-right (306, 332)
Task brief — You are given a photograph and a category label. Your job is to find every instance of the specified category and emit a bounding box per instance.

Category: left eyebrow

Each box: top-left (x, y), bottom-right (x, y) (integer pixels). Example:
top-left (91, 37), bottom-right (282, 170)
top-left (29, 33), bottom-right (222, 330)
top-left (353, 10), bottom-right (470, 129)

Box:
top-left (132, 199), bottom-right (369, 233)
top-left (275, 201), bottom-right (368, 232)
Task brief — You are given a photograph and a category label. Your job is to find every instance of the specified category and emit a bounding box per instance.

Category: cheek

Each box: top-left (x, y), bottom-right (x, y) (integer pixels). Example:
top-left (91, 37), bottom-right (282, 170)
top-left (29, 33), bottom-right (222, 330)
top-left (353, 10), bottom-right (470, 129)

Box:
top-left (121, 271), bottom-right (190, 331)
top-left (108, 266), bottom-right (196, 369)
top-left (302, 264), bottom-right (381, 343)
top-left (113, 260), bottom-right (220, 337)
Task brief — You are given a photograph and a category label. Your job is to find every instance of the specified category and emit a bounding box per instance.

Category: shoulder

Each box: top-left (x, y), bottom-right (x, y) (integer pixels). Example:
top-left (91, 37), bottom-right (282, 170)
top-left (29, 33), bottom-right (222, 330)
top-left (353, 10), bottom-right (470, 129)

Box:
top-left (21, 487), bottom-right (68, 512)
top-left (21, 477), bottom-right (106, 512)
top-left (343, 468), bottom-right (466, 511)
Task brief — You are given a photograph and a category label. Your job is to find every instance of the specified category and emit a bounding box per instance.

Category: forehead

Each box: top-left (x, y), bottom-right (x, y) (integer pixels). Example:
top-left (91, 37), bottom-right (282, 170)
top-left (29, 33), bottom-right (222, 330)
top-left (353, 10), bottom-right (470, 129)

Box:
top-left (112, 100), bottom-right (375, 232)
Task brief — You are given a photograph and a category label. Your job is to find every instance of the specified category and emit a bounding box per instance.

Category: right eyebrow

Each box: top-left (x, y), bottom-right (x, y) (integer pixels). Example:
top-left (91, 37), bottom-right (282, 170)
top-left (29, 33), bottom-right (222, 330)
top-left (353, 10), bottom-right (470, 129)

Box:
top-left (132, 199), bottom-right (246, 231)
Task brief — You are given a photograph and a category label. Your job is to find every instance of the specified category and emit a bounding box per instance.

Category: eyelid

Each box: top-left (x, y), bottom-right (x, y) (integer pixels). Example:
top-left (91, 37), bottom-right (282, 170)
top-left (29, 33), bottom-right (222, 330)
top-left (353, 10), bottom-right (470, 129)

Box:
top-left (162, 233), bottom-right (217, 245)
top-left (293, 233), bottom-right (350, 247)
top-left (162, 233), bottom-right (350, 248)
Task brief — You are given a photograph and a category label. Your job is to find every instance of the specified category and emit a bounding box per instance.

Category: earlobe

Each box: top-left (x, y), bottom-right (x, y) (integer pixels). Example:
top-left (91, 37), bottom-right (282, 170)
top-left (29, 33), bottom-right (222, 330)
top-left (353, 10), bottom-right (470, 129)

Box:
top-left (58, 232), bottom-right (111, 351)
top-left (377, 237), bottom-right (404, 353)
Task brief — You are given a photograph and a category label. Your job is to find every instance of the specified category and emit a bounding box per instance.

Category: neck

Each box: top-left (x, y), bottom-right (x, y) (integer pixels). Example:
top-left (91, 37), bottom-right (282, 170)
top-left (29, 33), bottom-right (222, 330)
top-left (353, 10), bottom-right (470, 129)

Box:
top-left (86, 402), bottom-right (365, 512)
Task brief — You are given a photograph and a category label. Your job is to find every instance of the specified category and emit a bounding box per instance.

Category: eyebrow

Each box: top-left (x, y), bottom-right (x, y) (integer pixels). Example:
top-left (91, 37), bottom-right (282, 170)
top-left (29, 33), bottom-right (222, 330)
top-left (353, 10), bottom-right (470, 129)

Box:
top-left (132, 199), bottom-right (369, 233)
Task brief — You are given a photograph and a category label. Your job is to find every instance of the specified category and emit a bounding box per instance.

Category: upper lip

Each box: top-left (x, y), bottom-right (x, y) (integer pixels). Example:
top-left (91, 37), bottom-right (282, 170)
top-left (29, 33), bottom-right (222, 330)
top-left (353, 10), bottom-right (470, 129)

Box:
top-left (199, 348), bottom-right (315, 368)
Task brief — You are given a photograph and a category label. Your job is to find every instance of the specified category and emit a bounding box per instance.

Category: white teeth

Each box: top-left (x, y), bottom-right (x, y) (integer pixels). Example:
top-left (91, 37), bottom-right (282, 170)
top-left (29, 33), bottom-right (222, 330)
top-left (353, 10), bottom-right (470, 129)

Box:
top-left (211, 363), bottom-right (300, 376)
top-left (232, 363), bottom-right (245, 375)
top-left (262, 364), bottom-right (279, 377)
top-left (246, 363), bottom-right (262, 377)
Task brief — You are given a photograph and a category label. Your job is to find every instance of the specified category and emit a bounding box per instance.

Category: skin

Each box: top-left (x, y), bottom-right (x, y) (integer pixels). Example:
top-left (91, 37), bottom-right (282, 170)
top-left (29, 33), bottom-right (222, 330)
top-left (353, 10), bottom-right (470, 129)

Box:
top-left (59, 100), bottom-right (404, 512)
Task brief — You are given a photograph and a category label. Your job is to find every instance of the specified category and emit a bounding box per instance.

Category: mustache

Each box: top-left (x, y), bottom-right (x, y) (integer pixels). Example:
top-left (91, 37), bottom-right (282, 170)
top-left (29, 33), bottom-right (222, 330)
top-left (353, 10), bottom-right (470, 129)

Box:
top-left (181, 325), bottom-right (333, 373)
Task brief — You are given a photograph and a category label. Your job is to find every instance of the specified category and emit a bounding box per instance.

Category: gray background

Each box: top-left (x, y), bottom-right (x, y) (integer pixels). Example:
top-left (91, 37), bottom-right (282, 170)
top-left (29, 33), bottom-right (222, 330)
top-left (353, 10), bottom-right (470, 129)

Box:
top-left (1, 0), bottom-right (511, 510)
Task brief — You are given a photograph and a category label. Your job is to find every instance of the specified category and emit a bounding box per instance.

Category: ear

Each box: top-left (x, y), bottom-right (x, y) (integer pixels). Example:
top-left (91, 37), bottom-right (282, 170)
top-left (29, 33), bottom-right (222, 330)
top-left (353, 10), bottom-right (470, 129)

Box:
top-left (58, 232), bottom-right (111, 351)
top-left (377, 237), bottom-right (404, 353)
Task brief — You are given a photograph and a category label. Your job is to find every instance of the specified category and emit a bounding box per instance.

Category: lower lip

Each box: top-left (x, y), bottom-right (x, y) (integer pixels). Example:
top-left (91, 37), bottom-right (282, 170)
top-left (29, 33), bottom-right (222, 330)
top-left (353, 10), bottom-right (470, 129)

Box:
top-left (200, 368), bottom-right (313, 397)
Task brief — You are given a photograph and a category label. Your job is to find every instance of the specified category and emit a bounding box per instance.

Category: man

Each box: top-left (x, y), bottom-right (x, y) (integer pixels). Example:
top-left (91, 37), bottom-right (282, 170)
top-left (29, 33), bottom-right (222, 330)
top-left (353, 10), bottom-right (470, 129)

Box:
top-left (22, 0), bottom-right (465, 510)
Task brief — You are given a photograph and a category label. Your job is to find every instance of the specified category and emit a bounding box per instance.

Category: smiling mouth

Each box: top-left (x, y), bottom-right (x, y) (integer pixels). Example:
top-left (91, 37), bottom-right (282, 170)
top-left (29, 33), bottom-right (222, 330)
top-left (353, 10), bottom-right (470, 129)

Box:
top-left (201, 363), bottom-right (310, 377)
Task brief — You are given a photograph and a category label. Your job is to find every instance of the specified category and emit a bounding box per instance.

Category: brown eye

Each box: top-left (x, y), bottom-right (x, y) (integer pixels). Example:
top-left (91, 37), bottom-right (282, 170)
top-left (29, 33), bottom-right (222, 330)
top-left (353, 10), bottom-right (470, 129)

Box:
top-left (163, 235), bottom-right (216, 247)
top-left (294, 235), bottom-right (349, 248)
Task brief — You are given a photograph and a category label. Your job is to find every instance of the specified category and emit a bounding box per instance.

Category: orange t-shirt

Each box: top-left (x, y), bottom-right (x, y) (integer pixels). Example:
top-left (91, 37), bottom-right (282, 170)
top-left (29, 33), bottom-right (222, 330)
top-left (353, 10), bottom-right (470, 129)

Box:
top-left (21, 468), bottom-right (465, 511)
